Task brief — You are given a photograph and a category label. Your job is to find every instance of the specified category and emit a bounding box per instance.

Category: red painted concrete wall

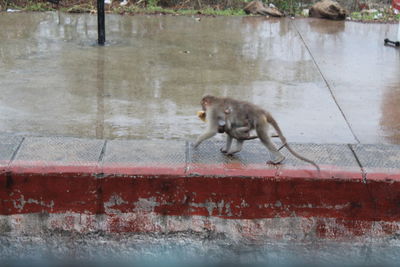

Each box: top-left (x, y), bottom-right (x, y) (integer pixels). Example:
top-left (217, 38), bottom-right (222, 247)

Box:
top-left (1, 161), bottom-right (400, 239)
top-left (0, 173), bottom-right (397, 220)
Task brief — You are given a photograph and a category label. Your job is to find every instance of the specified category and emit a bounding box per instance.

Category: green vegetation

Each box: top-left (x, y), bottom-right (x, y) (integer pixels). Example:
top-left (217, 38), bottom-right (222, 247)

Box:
top-left (64, 3), bottom-right (95, 13)
top-left (147, 0), bottom-right (159, 8)
top-left (111, 5), bottom-right (245, 15)
top-left (24, 1), bottom-right (53, 11)
top-left (3, 0), bottom-right (51, 11)
top-left (1, 0), bottom-right (398, 22)
top-left (177, 7), bottom-right (245, 15)
top-left (2, 1), bottom-right (245, 16)
top-left (269, 0), bottom-right (298, 15)
top-left (5, 0), bottom-right (54, 11)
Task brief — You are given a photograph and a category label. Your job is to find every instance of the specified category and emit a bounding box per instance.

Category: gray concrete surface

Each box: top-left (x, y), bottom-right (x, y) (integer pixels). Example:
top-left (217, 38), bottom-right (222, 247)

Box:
top-left (352, 144), bottom-right (400, 170)
top-left (0, 13), bottom-right (399, 144)
top-left (12, 136), bottom-right (104, 168)
top-left (2, 135), bottom-right (400, 176)
top-left (188, 140), bottom-right (361, 172)
top-left (103, 139), bottom-right (186, 165)
top-left (0, 231), bottom-right (400, 265)
top-left (0, 135), bottom-right (23, 166)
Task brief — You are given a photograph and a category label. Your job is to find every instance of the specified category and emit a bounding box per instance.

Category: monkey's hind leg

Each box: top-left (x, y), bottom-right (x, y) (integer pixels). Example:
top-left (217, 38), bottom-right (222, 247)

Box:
top-left (256, 125), bottom-right (285, 164)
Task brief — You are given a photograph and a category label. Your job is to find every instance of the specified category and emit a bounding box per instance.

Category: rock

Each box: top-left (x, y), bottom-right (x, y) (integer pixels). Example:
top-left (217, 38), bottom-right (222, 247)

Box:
top-left (244, 1), bottom-right (284, 17)
top-left (264, 6), bottom-right (284, 17)
top-left (309, 0), bottom-right (347, 20)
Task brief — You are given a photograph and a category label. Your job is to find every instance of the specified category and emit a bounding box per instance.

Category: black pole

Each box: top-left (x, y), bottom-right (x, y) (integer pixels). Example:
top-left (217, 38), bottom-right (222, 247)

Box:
top-left (97, 0), bottom-right (105, 45)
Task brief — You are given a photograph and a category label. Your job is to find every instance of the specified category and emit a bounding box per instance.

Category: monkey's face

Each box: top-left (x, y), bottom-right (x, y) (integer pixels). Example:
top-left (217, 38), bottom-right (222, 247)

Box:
top-left (200, 98), bottom-right (209, 111)
top-left (200, 95), bottom-right (215, 111)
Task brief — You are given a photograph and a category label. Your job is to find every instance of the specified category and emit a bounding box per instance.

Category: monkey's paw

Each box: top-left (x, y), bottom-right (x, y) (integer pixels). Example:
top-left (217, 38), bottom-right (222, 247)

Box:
top-left (220, 148), bottom-right (228, 153)
top-left (226, 150), bottom-right (240, 156)
top-left (267, 155), bottom-right (285, 165)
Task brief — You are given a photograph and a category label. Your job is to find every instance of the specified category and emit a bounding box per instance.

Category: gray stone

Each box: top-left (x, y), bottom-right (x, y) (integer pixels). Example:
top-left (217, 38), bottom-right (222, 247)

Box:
top-left (243, 1), bottom-right (284, 17)
top-left (309, 0), bottom-right (347, 20)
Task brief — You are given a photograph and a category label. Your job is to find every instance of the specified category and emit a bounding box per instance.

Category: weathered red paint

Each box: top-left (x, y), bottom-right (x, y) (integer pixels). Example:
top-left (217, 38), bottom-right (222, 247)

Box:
top-left (364, 169), bottom-right (400, 181)
top-left (187, 163), bottom-right (278, 177)
top-left (0, 172), bottom-right (101, 215)
top-left (276, 164), bottom-right (363, 180)
top-left (1, 160), bottom-right (400, 224)
top-left (1, 157), bottom-right (400, 241)
top-left (10, 160), bottom-right (100, 174)
top-left (102, 163), bottom-right (186, 176)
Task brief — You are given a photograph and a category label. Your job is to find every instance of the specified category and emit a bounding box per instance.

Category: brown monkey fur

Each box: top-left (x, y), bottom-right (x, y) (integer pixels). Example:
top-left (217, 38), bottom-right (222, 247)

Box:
top-left (194, 95), bottom-right (320, 172)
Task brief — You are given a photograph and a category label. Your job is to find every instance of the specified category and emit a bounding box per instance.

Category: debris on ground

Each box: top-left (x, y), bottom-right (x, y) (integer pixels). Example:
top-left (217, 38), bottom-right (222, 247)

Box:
top-left (6, 8), bottom-right (21, 12)
top-left (243, 1), bottom-right (284, 17)
top-left (349, 6), bottom-right (400, 22)
top-left (309, 0), bottom-right (347, 20)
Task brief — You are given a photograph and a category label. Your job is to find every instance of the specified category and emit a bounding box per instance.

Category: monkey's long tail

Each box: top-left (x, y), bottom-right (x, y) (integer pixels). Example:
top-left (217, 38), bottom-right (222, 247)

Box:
top-left (266, 113), bottom-right (321, 173)
top-left (237, 135), bottom-right (258, 140)
top-left (281, 143), bottom-right (321, 173)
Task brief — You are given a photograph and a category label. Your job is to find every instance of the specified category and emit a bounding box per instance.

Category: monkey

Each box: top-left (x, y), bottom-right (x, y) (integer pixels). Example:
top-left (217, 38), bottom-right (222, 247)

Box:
top-left (221, 106), bottom-right (258, 154)
top-left (198, 108), bottom-right (278, 141)
top-left (197, 108), bottom-right (258, 155)
top-left (221, 107), bottom-right (258, 141)
top-left (194, 95), bottom-right (320, 172)
top-left (197, 107), bottom-right (258, 140)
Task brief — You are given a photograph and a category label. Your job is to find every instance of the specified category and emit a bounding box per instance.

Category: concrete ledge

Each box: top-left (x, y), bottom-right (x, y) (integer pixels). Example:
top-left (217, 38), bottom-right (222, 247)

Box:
top-left (1, 135), bottom-right (400, 241)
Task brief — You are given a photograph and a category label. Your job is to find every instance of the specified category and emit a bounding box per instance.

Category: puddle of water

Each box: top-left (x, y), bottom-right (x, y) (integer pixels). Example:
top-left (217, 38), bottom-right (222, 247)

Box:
top-left (0, 13), bottom-right (399, 144)
top-left (294, 18), bottom-right (400, 144)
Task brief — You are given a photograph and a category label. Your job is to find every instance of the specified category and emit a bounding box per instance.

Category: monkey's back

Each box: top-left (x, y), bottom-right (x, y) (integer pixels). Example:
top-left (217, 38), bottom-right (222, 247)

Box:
top-left (223, 97), bottom-right (268, 128)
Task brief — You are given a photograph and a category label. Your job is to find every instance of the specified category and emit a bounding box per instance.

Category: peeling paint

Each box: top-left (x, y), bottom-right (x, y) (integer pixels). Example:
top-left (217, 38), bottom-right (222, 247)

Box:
top-left (133, 197), bottom-right (160, 213)
top-left (189, 200), bottom-right (233, 217)
top-left (12, 194), bottom-right (54, 212)
top-left (104, 194), bottom-right (128, 214)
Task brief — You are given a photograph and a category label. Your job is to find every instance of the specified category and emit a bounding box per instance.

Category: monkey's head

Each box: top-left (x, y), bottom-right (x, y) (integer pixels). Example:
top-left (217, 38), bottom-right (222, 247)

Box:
top-left (200, 95), bottom-right (217, 111)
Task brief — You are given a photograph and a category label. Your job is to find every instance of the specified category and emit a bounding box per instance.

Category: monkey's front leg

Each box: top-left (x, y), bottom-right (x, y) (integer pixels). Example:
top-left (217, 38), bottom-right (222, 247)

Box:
top-left (194, 130), bottom-right (218, 148)
top-left (220, 135), bottom-right (233, 153)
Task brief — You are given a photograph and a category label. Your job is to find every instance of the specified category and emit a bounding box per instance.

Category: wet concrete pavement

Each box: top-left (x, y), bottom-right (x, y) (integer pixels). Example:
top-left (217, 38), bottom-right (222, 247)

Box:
top-left (0, 12), bottom-right (399, 144)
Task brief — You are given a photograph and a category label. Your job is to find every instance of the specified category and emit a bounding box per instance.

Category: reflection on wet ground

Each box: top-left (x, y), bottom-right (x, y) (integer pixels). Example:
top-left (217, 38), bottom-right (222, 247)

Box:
top-left (294, 19), bottom-right (400, 144)
top-left (0, 13), bottom-right (399, 144)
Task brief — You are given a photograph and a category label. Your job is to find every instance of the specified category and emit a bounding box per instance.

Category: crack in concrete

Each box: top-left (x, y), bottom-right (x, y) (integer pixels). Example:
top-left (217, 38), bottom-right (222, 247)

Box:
top-left (348, 144), bottom-right (367, 183)
top-left (9, 137), bottom-right (25, 166)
